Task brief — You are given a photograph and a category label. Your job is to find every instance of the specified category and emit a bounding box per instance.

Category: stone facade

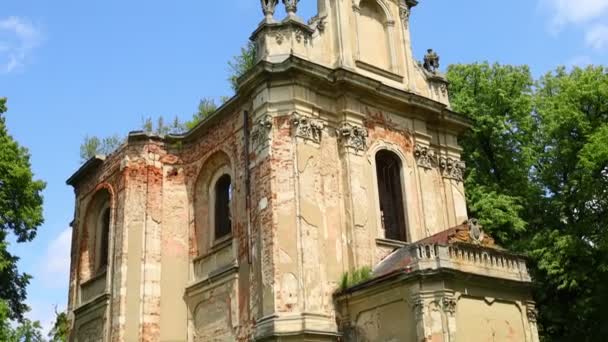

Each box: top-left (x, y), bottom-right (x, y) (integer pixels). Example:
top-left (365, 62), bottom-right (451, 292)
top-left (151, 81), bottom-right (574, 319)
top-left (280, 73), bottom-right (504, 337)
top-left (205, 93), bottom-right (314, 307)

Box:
top-left (66, 1), bottom-right (538, 341)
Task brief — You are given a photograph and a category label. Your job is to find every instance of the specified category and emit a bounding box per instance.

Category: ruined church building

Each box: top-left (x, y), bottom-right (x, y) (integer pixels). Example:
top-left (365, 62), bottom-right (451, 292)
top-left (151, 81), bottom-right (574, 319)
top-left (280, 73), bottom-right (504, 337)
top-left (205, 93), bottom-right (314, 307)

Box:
top-left (66, 0), bottom-right (540, 341)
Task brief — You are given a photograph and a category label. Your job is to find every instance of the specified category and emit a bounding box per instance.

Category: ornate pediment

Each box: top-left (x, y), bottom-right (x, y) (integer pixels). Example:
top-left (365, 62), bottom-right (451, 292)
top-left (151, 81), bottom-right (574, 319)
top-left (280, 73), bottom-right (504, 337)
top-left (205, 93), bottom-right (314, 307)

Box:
top-left (448, 219), bottom-right (497, 248)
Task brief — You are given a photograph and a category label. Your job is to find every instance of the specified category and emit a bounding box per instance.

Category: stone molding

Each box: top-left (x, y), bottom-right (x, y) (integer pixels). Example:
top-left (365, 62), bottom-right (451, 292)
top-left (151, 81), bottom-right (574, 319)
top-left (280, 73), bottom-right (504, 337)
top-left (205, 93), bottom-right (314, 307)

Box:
top-left (336, 123), bottom-right (368, 152)
top-left (251, 115), bottom-right (273, 153)
top-left (292, 113), bottom-right (324, 143)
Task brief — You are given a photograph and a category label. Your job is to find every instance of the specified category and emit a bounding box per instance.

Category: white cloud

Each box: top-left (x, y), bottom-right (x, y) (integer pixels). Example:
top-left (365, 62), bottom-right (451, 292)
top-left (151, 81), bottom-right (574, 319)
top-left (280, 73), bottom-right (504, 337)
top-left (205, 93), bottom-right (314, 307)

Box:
top-left (541, 0), bottom-right (608, 28)
top-left (585, 24), bottom-right (608, 49)
top-left (0, 16), bottom-right (42, 73)
top-left (40, 228), bottom-right (72, 289)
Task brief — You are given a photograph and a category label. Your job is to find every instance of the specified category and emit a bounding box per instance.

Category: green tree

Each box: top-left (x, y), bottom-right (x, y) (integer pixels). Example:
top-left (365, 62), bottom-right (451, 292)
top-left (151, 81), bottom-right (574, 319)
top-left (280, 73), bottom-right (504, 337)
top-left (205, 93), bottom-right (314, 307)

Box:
top-left (0, 98), bottom-right (45, 321)
top-left (184, 98), bottom-right (218, 130)
top-left (531, 66), bottom-right (608, 340)
top-left (448, 64), bottom-right (608, 341)
top-left (79, 135), bottom-right (124, 162)
top-left (447, 63), bottom-right (537, 243)
top-left (228, 41), bottom-right (256, 91)
top-left (0, 300), bottom-right (13, 341)
top-left (48, 309), bottom-right (68, 342)
top-left (12, 318), bottom-right (45, 342)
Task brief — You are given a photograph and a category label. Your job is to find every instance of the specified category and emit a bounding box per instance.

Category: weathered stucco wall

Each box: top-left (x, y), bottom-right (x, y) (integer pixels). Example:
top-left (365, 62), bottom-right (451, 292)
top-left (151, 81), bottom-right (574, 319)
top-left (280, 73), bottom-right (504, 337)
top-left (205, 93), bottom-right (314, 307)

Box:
top-left (337, 274), bottom-right (539, 342)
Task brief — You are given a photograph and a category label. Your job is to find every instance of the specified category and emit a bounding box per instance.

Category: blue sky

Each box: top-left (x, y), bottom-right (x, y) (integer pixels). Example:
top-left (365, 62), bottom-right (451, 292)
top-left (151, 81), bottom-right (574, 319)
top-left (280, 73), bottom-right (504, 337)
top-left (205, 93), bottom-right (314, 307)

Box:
top-left (1, 0), bottom-right (607, 333)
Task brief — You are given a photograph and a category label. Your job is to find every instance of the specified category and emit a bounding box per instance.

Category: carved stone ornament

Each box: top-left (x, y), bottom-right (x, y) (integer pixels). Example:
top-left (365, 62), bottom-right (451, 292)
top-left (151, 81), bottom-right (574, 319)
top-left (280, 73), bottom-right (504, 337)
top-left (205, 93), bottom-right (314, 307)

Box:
top-left (399, 5), bottom-right (411, 27)
top-left (439, 157), bottom-right (466, 182)
top-left (440, 82), bottom-right (448, 96)
top-left (527, 307), bottom-right (538, 323)
top-left (251, 115), bottom-right (273, 152)
top-left (308, 15), bottom-right (327, 32)
top-left (423, 49), bottom-right (440, 73)
top-left (414, 144), bottom-right (435, 169)
top-left (442, 297), bottom-right (457, 316)
top-left (449, 219), bottom-right (497, 248)
top-left (283, 0), bottom-right (299, 14)
top-left (468, 218), bottom-right (484, 243)
top-left (261, 0), bottom-right (279, 19)
top-left (412, 299), bottom-right (425, 321)
top-left (292, 113), bottom-right (324, 143)
top-left (294, 27), bottom-right (309, 44)
top-left (274, 29), bottom-right (286, 45)
top-left (337, 123), bottom-right (368, 152)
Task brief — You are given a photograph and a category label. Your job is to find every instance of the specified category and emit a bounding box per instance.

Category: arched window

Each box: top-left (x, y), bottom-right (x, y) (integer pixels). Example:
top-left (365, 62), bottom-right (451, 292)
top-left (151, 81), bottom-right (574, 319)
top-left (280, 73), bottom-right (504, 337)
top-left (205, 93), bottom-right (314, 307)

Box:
top-left (376, 150), bottom-right (407, 242)
top-left (214, 174), bottom-right (232, 240)
top-left (80, 188), bottom-right (112, 280)
top-left (97, 207), bottom-right (111, 271)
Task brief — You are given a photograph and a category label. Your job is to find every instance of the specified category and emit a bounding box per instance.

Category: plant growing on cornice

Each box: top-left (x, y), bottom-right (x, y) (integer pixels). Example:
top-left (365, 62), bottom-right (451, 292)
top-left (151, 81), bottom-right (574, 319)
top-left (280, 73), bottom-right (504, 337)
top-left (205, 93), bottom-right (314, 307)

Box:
top-left (228, 41), bottom-right (257, 92)
top-left (339, 266), bottom-right (373, 292)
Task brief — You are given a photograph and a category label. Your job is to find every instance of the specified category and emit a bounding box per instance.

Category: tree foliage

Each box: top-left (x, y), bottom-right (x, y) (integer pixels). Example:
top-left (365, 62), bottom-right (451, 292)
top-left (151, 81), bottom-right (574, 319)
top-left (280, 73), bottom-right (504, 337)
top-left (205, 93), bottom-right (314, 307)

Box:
top-left (448, 63), bottom-right (539, 242)
top-left (185, 98), bottom-right (218, 130)
top-left (0, 98), bottom-right (45, 321)
top-left (228, 41), bottom-right (256, 91)
top-left (448, 64), bottom-right (608, 341)
top-left (48, 309), bottom-right (68, 342)
top-left (0, 300), bottom-right (44, 342)
top-left (79, 41), bottom-right (257, 157)
top-left (79, 135), bottom-right (124, 162)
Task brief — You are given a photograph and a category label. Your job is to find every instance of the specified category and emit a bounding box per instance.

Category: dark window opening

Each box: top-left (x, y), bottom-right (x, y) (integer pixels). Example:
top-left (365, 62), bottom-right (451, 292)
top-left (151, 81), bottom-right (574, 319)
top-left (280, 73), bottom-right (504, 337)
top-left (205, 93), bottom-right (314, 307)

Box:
top-left (215, 174), bottom-right (232, 240)
top-left (99, 207), bottom-right (110, 271)
top-left (376, 151), bottom-right (407, 242)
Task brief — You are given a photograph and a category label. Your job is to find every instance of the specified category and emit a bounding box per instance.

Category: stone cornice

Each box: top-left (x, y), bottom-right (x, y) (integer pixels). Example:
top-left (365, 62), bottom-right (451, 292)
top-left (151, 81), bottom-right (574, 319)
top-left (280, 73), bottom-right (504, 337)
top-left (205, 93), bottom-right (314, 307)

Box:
top-left (238, 56), bottom-right (471, 132)
top-left (85, 56), bottom-right (471, 173)
top-left (66, 155), bottom-right (106, 187)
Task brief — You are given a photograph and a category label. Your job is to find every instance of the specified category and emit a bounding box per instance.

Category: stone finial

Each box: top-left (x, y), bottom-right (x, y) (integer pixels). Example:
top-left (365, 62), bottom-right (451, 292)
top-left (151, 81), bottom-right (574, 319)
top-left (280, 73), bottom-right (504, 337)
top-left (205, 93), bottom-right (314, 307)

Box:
top-left (283, 0), bottom-right (299, 16)
top-left (261, 0), bottom-right (279, 20)
top-left (423, 49), bottom-right (440, 73)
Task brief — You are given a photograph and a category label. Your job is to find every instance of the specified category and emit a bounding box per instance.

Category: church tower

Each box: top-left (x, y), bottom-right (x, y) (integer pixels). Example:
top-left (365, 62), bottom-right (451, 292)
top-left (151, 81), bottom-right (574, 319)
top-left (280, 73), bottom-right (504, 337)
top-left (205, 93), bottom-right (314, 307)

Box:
top-left (66, 1), bottom-right (540, 341)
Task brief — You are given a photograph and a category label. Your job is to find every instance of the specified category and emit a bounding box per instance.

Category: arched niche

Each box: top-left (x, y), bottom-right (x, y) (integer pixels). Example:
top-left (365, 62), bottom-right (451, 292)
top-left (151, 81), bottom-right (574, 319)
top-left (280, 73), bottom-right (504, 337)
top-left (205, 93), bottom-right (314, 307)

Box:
top-left (354, 0), bottom-right (397, 73)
